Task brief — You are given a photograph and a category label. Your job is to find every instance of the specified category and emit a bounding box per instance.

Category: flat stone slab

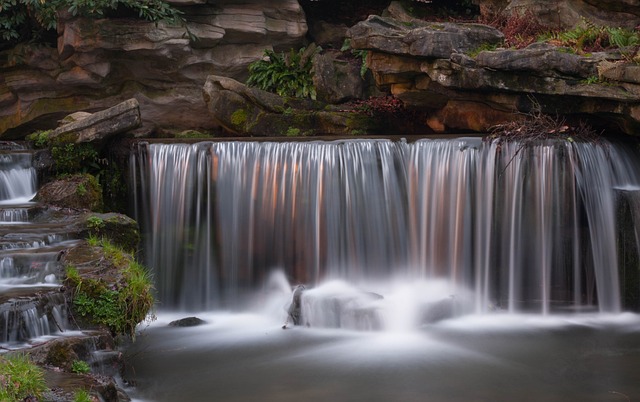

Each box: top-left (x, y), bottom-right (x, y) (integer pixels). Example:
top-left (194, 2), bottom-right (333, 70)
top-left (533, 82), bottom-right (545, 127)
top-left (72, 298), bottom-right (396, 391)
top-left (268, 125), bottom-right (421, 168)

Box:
top-left (48, 98), bottom-right (141, 144)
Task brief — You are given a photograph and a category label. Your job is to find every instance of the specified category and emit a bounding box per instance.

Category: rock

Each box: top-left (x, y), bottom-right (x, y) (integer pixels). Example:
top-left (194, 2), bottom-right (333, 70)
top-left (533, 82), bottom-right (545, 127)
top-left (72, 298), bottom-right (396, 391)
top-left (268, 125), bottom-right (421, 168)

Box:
top-left (312, 50), bottom-right (365, 103)
top-left (348, 15), bottom-right (504, 59)
top-left (168, 317), bottom-right (207, 327)
top-left (48, 99), bottom-right (141, 144)
top-left (203, 75), bottom-right (377, 136)
top-left (308, 21), bottom-right (349, 47)
top-left (34, 173), bottom-right (103, 211)
top-left (475, 43), bottom-right (596, 78)
top-left (58, 111), bottom-right (93, 126)
top-left (286, 285), bottom-right (306, 326)
top-left (24, 332), bottom-right (129, 402)
top-left (473, 0), bottom-right (640, 29)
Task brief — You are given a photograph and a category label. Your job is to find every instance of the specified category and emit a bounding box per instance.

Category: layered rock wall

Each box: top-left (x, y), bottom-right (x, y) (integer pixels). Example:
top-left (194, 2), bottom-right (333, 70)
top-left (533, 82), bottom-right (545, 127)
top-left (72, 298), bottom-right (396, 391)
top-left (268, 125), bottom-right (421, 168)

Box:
top-left (349, 13), bottom-right (640, 134)
top-left (0, 0), bottom-right (307, 138)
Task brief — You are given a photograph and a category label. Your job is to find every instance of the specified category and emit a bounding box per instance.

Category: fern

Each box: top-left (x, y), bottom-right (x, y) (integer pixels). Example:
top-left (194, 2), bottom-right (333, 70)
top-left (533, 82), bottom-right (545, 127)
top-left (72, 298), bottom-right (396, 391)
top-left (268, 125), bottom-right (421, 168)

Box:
top-left (247, 44), bottom-right (321, 100)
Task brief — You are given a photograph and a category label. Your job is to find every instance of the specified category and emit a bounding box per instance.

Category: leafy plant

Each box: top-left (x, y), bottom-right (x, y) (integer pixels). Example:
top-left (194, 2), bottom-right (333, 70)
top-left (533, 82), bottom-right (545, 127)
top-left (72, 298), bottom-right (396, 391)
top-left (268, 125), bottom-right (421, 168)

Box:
top-left (71, 360), bottom-right (91, 374)
top-left (0, 354), bottom-right (48, 401)
top-left (247, 44), bottom-right (321, 100)
top-left (341, 38), bottom-right (369, 78)
top-left (538, 19), bottom-right (640, 54)
top-left (582, 75), bottom-right (601, 84)
top-left (1, 0), bottom-right (186, 49)
top-left (26, 130), bottom-right (52, 148)
top-left (86, 216), bottom-right (105, 234)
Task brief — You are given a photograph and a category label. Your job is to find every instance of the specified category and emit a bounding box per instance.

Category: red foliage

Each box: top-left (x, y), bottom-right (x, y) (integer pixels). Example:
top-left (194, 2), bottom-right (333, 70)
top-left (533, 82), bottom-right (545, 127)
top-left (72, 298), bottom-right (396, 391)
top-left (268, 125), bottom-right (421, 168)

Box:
top-left (481, 10), bottom-right (548, 49)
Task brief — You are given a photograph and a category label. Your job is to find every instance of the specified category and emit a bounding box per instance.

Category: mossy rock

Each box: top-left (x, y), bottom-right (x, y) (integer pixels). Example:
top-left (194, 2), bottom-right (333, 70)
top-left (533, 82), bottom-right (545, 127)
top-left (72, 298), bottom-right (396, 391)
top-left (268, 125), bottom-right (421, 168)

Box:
top-left (34, 173), bottom-right (103, 211)
top-left (62, 239), bottom-right (154, 339)
top-left (81, 212), bottom-right (140, 253)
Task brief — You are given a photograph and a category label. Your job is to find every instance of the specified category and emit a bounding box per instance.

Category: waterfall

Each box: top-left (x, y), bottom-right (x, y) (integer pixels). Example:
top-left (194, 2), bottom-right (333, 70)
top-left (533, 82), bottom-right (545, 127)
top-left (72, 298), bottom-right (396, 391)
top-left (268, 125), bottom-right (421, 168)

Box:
top-left (0, 149), bottom-right (37, 204)
top-left (133, 138), bottom-right (640, 314)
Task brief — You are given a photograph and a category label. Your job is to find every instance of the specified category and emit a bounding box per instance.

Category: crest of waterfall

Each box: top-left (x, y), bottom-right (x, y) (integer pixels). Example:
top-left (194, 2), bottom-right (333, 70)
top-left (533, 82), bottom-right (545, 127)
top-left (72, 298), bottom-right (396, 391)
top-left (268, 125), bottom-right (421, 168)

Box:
top-left (133, 138), bottom-right (640, 314)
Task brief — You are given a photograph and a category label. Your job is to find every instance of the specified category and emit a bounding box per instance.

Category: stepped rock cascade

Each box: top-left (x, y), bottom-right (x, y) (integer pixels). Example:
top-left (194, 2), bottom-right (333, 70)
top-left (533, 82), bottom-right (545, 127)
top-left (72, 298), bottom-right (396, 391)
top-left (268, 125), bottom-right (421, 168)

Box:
top-left (0, 143), bottom-right (72, 347)
top-left (133, 138), bottom-right (640, 316)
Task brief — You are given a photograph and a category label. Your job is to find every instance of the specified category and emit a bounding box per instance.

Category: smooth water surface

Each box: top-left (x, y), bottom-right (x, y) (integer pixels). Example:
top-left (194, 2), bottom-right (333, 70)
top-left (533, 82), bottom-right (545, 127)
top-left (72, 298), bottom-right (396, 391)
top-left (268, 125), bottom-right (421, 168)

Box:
top-left (126, 308), bottom-right (640, 402)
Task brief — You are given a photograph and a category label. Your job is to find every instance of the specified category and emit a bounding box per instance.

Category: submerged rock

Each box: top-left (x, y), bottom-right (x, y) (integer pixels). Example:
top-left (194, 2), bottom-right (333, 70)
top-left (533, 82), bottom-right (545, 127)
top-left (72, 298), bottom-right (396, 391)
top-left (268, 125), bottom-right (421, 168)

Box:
top-left (168, 317), bottom-right (207, 327)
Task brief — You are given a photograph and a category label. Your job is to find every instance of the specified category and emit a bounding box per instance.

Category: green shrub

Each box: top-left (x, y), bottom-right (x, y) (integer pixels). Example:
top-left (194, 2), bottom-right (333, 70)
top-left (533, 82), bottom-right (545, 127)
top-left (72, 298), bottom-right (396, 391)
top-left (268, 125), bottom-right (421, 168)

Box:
top-left (0, 354), bottom-right (48, 401)
top-left (247, 44), bottom-right (321, 100)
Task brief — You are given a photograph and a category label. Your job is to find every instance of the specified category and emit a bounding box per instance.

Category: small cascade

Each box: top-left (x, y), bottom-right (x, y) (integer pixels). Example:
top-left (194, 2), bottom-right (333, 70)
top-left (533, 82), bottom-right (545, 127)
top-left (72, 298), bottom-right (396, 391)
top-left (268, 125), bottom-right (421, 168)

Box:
top-left (133, 138), bottom-right (640, 318)
top-left (0, 142), bottom-right (72, 347)
top-left (0, 143), bottom-right (37, 204)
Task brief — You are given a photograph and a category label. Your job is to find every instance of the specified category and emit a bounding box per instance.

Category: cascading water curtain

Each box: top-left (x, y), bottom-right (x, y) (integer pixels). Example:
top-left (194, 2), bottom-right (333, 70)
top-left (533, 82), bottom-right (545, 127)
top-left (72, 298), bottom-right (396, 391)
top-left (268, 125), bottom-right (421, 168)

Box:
top-left (133, 138), bottom-right (640, 313)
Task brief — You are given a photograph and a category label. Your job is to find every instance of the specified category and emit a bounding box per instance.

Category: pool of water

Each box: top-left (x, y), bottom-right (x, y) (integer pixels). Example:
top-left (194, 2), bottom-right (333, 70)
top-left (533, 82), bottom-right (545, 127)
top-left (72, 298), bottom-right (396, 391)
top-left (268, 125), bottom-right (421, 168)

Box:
top-left (124, 310), bottom-right (640, 402)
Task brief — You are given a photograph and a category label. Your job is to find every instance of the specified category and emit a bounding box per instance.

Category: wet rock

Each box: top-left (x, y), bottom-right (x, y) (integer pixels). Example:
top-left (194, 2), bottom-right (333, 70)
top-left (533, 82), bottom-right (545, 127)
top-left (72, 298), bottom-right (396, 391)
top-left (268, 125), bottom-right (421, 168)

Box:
top-left (168, 317), bottom-right (206, 327)
top-left (286, 285), bottom-right (306, 326)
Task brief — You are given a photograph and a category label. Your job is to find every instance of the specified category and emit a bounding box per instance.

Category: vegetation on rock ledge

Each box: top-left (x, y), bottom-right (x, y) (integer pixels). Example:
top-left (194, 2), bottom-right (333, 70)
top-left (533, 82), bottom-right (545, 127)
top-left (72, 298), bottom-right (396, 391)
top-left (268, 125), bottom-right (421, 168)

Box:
top-left (65, 237), bottom-right (155, 339)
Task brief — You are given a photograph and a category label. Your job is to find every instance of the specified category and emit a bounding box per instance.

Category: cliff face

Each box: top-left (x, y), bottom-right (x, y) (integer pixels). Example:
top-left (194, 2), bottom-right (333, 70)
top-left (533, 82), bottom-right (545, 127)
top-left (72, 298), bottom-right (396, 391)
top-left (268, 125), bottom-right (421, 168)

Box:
top-left (3, 0), bottom-right (640, 138)
top-left (0, 0), bottom-right (307, 137)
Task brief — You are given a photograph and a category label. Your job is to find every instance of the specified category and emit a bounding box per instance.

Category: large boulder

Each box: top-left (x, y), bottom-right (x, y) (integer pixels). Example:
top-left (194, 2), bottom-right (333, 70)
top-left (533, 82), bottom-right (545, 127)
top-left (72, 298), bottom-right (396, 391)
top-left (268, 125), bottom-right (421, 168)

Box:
top-left (203, 75), bottom-right (377, 136)
top-left (0, 0), bottom-right (308, 138)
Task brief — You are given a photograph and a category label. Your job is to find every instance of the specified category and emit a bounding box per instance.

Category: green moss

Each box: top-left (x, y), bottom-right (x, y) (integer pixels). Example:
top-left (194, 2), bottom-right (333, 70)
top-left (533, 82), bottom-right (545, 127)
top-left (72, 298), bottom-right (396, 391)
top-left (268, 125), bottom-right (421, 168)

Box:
top-left (174, 130), bottom-right (214, 139)
top-left (230, 109), bottom-right (248, 127)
